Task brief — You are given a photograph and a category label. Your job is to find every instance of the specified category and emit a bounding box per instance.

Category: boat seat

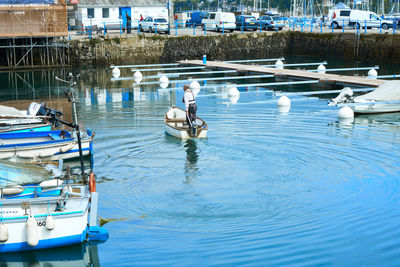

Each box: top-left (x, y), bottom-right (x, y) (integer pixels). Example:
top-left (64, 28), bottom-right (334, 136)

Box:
top-left (49, 134), bottom-right (62, 140)
top-left (165, 118), bottom-right (186, 123)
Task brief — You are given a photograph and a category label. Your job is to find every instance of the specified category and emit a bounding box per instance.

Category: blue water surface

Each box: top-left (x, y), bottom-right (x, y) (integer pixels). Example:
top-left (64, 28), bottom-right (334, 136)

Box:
top-left (1, 56), bottom-right (400, 266)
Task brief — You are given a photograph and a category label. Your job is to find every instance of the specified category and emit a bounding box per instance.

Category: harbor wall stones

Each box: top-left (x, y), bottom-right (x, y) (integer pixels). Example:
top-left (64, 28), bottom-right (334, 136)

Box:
top-left (70, 32), bottom-right (400, 65)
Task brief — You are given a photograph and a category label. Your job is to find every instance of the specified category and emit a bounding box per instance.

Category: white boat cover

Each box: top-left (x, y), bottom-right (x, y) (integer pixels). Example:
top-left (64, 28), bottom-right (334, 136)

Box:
top-left (354, 80), bottom-right (400, 102)
top-left (0, 105), bottom-right (27, 116)
top-left (0, 161), bottom-right (62, 188)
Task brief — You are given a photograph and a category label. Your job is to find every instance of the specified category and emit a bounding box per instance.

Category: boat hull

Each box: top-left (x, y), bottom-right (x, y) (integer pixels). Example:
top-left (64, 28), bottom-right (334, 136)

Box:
top-left (352, 103), bottom-right (400, 114)
top-left (164, 106), bottom-right (208, 139)
top-left (0, 130), bottom-right (93, 163)
top-left (0, 192), bottom-right (89, 253)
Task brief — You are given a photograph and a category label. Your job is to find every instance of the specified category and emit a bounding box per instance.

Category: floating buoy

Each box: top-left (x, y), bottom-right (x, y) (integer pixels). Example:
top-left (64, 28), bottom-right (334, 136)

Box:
top-left (317, 64), bottom-right (326, 74)
top-left (278, 105), bottom-right (290, 113)
top-left (26, 215), bottom-right (38, 247)
top-left (112, 67), bottom-right (121, 78)
top-left (0, 222), bottom-right (8, 242)
top-left (277, 95), bottom-right (291, 106)
top-left (338, 106), bottom-right (354, 119)
top-left (45, 214), bottom-right (55, 231)
top-left (159, 75), bottom-right (169, 89)
top-left (190, 81), bottom-right (201, 96)
top-left (227, 85), bottom-right (239, 97)
top-left (367, 69), bottom-right (378, 79)
top-left (229, 95), bottom-right (240, 104)
top-left (133, 71), bottom-right (142, 83)
top-left (275, 60), bottom-right (284, 70)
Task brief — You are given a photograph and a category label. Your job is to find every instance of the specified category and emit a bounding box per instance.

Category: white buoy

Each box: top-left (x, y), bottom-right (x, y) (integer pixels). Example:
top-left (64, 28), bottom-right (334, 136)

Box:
top-left (338, 106), bottom-right (354, 119)
top-left (228, 95), bottom-right (240, 104)
top-left (133, 71), bottom-right (142, 83)
top-left (278, 105), bottom-right (291, 113)
top-left (367, 69), bottom-right (378, 79)
top-left (26, 215), bottom-right (39, 247)
top-left (112, 67), bottom-right (121, 78)
top-left (275, 60), bottom-right (284, 70)
top-left (159, 75), bottom-right (169, 89)
top-left (190, 81), bottom-right (201, 96)
top-left (227, 85), bottom-right (240, 97)
top-left (0, 222), bottom-right (8, 242)
top-left (45, 214), bottom-right (55, 231)
top-left (277, 95), bottom-right (291, 106)
top-left (317, 64), bottom-right (326, 74)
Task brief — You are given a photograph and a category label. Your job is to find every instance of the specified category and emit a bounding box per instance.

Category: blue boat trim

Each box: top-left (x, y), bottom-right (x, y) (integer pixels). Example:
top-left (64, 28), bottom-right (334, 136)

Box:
top-left (55, 147), bottom-right (90, 155)
top-left (0, 130), bottom-right (71, 139)
top-left (1, 210), bottom-right (84, 221)
top-left (0, 138), bottom-right (74, 149)
top-left (0, 232), bottom-right (85, 253)
top-left (8, 125), bottom-right (52, 133)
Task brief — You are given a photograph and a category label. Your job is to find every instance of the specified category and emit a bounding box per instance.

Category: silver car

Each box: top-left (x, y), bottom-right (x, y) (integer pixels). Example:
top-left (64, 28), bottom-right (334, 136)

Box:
top-left (139, 17), bottom-right (169, 33)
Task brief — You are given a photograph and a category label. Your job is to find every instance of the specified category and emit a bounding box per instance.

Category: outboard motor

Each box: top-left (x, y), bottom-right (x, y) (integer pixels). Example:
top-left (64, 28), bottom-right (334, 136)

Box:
top-left (26, 102), bottom-right (63, 127)
top-left (328, 87), bottom-right (354, 106)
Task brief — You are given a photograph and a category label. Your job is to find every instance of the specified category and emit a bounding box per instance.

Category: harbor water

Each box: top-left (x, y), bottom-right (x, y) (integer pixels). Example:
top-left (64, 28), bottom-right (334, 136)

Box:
top-left (1, 56), bottom-right (400, 265)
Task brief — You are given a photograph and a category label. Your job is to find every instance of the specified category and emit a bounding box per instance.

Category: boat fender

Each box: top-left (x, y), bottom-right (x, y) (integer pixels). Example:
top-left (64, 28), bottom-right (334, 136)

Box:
top-left (0, 222), bottom-right (8, 242)
top-left (40, 179), bottom-right (64, 188)
top-left (26, 215), bottom-right (39, 247)
top-left (89, 173), bottom-right (96, 193)
top-left (45, 214), bottom-right (55, 231)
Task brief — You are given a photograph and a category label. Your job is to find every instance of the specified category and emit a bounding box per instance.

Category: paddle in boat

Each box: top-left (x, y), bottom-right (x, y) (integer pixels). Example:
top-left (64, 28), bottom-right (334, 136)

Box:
top-left (329, 80), bottom-right (400, 114)
top-left (164, 106), bottom-right (208, 139)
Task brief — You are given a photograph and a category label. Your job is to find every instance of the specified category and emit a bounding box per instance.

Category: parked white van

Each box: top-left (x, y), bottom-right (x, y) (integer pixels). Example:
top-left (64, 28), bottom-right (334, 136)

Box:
top-left (328, 9), bottom-right (394, 29)
top-left (201, 12), bottom-right (236, 32)
top-left (327, 9), bottom-right (351, 28)
top-left (348, 10), bottom-right (393, 29)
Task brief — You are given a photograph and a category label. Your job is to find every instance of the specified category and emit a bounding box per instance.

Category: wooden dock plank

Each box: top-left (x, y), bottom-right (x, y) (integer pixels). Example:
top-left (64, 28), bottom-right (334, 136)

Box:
top-left (179, 60), bottom-right (385, 87)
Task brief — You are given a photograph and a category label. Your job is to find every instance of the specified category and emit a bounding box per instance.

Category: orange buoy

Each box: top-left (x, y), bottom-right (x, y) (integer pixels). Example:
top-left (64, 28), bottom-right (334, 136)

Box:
top-left (89, 173), bottom-right (96, 192)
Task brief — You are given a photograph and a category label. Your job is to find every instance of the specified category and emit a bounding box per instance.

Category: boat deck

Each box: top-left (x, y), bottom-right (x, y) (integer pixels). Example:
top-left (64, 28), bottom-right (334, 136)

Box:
top-left (179, 60), bottom-right (385, 87)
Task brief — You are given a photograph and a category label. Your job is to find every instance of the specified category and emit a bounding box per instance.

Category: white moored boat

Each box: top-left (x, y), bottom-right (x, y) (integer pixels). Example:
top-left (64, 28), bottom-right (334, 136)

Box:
top-left (0, 161), bottom-right (108, 253)
top-left (164, 106), bottom-right (208, 139)
top-left (329, 80), bottom-right (400, 114)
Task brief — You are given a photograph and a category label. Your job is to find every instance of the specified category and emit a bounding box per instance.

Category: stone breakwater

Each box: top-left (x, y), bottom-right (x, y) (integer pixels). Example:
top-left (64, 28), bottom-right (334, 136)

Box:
top-left (70, 32), bottom-right (400, 65)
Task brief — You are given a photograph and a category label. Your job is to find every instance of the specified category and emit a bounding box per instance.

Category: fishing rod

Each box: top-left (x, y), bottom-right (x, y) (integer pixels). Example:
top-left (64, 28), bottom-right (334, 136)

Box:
top-left (55, 74), bottom-right (87, 185)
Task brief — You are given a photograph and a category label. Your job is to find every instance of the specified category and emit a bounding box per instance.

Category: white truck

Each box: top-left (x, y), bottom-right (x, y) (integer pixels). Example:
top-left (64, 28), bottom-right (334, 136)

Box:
top-left (327, 9), bottom-right (394, 29)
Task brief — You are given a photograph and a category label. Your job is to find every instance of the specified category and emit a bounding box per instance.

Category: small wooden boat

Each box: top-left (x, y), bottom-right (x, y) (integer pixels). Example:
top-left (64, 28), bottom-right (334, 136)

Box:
top-left (164, 106), bottom-right (208, 139)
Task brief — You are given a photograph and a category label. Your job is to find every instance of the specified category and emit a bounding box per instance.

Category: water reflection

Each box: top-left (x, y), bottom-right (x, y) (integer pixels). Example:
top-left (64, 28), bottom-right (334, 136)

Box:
top-left (184, 139), bottom-right (199, 184)
top-left (0, 244), bottom-right (100, 267)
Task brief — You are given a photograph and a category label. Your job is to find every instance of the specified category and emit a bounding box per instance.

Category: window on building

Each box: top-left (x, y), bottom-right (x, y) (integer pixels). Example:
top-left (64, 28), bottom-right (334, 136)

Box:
top-left (102, 8), bottom-right (109, 18)
top-left (87, 8), bottom-right (94, 18)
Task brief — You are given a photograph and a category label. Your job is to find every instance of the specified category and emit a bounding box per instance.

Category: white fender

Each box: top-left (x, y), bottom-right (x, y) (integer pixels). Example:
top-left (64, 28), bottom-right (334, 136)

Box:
top-left (45, 214), bottom-right (55, 231)
top-left (40, 179), bottom-right (64, 188)
top-left (0, 222), bottom-right (8, 242)
top-left (26, 215), bottom-right (38, 247)
top-left (2, 185), bottom-right (24, 196)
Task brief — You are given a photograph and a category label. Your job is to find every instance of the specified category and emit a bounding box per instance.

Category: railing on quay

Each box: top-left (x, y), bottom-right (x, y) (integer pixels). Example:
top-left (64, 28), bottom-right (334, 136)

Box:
top-left (67, 17), bottom-right (399, 40)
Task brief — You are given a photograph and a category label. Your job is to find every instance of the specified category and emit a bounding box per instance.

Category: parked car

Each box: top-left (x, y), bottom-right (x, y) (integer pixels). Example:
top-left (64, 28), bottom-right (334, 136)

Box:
top-left (235, 15), bottom-right (258, 31)
top-left (139, 17), bottom-right (169, 33)
top-left (186, 11), bottom-right (209, 28)
top-left (257, 15), bottom-right (284, 30)
top-left (201, 12), bottom-right (236, 32)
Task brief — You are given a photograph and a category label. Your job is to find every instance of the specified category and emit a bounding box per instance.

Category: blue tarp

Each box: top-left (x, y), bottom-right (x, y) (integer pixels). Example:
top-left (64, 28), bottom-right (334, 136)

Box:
top-left (0, 0), bottom-right (54, 4)
top-left (333, 2), bottom-right (351, 9)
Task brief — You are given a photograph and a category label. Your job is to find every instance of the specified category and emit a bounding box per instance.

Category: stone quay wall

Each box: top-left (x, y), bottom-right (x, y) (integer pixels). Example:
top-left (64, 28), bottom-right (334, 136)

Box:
top-left (69, 32), bottom-right (400, 66)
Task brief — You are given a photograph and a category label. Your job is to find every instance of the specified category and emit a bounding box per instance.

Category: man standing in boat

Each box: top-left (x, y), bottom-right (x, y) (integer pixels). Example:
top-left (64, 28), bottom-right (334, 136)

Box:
top-left (183, 84), bottom-right (197, 126)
